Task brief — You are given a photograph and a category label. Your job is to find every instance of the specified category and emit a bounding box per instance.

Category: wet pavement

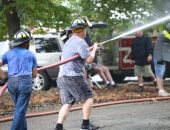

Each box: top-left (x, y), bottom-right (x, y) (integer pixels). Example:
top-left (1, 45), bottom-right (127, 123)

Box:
top-left (0, 100), bottom-right (170, 130)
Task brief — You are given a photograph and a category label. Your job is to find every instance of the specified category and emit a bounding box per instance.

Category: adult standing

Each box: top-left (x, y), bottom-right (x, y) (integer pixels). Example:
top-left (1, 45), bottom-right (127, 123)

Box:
top-left (130, 30), bottom-right (157, 92)
top-left (153, 23), bottom-right (170, 97)
top-left (0, 30), bottom-right (38, 130)
top-left (54, 18), bottom-right (100, 130)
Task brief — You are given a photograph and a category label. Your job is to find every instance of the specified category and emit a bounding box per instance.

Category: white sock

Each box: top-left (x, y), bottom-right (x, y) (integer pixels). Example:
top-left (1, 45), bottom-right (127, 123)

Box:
top-left (110, 81), bottom-right (115, 85)
top-left (106, 81), bottom-right (110, 85)
top-left (153, 79), bottom-right (156, 82)
top-left (139, 84), bottom-right (143, 86)
top-left (159, 90), bottom-right (165, 93)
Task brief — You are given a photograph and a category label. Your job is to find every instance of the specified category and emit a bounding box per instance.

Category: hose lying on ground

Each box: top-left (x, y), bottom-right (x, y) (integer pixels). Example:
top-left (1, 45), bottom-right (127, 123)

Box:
top-left (0, 96), bottom-right (170, 123)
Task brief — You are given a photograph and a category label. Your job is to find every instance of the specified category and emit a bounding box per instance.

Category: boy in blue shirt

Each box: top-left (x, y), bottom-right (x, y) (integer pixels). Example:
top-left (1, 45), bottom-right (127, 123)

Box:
top-left (0, 30), bottom-right (38, 130)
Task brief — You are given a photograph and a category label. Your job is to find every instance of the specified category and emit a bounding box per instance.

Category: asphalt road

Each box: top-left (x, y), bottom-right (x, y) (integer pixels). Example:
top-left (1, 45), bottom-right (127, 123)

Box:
top-left (0, 100), bottom-right (170, 130)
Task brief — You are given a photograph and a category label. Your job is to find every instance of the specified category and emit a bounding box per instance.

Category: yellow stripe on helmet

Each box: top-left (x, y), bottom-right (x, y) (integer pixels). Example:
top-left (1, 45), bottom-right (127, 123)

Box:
top-left (22, 33), bottom-right (26, 37)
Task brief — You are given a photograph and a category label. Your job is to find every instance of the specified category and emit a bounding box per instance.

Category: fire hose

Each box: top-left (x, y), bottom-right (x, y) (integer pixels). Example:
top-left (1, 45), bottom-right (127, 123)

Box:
top-left (1, 97), bottom-right (170, 122)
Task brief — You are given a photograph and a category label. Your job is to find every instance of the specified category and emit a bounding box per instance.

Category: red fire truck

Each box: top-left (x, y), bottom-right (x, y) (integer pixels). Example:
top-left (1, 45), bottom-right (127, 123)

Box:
top-left (99, 34), bottom-right (170, 82)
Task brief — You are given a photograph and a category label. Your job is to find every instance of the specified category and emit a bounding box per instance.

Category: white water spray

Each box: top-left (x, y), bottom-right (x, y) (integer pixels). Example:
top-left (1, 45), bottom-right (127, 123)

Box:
top-left (100, 15), bottom-right (170, 45)
top-left (112, 15), bottom-right (170, 40)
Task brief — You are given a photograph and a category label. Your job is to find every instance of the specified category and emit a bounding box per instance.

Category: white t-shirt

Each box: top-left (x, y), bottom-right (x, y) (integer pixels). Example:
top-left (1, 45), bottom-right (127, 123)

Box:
top-left (58, 36), bottom-right (91, 77)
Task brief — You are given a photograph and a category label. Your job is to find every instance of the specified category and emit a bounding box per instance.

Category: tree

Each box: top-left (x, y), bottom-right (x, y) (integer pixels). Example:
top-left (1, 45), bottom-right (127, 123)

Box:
top-left (144, 0), bottom-right (170, 32)
top-left (1, 0), bottom-right (170, 42)
top-left (0, 0), bottom-right (71, 40)
top-left (68, 0), bottom-right (170, 42)
top-left (68, 0), bottom-right (149, 42)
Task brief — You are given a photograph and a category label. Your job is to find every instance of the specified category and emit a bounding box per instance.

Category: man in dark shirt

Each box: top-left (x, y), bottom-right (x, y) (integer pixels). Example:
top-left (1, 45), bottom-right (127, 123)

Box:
top-left (130, 30), bottom-right (157, 92)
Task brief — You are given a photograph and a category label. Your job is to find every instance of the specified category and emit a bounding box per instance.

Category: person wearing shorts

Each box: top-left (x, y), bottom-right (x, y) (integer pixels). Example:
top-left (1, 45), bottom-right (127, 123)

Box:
top-left (153, 59), bottom-right (170, 97)
top-left (153, 23), bottom-right (170, 97)
top-left (54, 18), bottom-right (100, 130)
top-left (130, 29), bottom-right (157, 92)
top-left (153, 59), bottom-right (165, 79)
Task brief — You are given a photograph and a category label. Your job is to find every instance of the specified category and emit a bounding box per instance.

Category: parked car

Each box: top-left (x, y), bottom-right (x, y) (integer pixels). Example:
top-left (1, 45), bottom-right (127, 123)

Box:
top-left (0, 33), bottom-right (64, 90)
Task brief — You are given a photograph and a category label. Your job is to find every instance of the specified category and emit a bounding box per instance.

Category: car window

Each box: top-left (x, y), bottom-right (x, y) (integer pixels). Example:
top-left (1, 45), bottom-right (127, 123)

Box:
top-left (0, 42), bottom-right (6, 56)
top-left (34, 38), bottom-right (61, 53)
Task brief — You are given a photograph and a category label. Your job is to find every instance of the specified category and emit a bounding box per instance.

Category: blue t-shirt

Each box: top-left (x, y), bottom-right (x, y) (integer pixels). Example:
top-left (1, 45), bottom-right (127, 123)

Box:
top-left (59, 36), bottom-right (91, 77)
top-left (1, 48), bottom-right (38, 77)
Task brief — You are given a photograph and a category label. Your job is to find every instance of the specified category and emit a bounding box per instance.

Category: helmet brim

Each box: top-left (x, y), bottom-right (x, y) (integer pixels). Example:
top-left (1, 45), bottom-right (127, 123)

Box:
top-left (68, 26), bottom-right (88, 31)
top-left (89, 20), bottom-right (108, 29)
top-left (65, 26), bottom-right (73, 31)
top-left (8, 40), bottom-right (17, 47)
top-left (9, 37), bottom-right (32, 47)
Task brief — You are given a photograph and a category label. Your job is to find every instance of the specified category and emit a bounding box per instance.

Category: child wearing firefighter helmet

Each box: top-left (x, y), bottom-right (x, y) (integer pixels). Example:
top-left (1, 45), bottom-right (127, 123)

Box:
top-left (0, 30), bottom-right (38, 130)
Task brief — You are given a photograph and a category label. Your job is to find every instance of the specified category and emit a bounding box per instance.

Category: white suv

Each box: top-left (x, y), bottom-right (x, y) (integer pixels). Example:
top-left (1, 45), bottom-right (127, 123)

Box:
top-left (0, 33), bottom-right (64, 90)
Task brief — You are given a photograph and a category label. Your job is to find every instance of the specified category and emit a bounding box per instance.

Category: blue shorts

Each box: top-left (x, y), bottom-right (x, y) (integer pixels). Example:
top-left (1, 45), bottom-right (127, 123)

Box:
top-left (153, 59), bottom-right (165, 78)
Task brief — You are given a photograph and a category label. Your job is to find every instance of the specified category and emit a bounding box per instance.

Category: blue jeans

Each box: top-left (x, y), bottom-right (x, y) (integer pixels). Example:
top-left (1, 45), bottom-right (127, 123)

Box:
top-left (8, 76), bottom-right (32, 130)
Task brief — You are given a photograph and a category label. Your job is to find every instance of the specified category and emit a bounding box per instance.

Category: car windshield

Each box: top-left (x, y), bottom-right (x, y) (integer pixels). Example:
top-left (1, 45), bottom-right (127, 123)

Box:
top-left (34, 38), bottom-right (61, 53)
top-left (0, 42), bottom-right (6, 56)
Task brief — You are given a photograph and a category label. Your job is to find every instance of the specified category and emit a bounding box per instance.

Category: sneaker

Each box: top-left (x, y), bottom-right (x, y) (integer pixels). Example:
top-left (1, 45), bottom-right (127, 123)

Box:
top-left (107, 83), bottom-right (119, 88)
top-left (112, 84), bottom-right (120, 88)
top-left (106, 83), bottom-right (112, 88)
top-left (153, 81), bottom-right (158, 90)
top-left (81, 123), bottom-right (100, 130)
top-left (135, 86), bottom-right (144, 92)
top-left (158, 91), bottom-right (170, 97)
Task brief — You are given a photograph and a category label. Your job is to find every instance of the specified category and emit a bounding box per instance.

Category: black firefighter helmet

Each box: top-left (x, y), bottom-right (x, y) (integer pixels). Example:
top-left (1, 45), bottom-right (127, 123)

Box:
top-left (9, 30), bottom-right (32, 47)
top-left (61, 18), bottom-right (88, 42)
top-left (69, 18), bottom-right (88, 30)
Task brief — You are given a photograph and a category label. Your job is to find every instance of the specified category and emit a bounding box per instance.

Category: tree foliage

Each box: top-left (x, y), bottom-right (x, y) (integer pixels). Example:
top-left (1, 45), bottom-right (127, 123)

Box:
top-left (69, 0), bottom-right (170, 42)
top-left (144, 0), bottom-right (170, 33)
top-left (0, 0), bottom-right (71, 40)
top-left (69, 0), bottom-right (150, 42)
top-left (0, 0), bottom-right (170, 42)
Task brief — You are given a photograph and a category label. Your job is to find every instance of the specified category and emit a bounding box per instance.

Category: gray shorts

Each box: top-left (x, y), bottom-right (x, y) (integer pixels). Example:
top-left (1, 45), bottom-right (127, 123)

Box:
top-left (134, 65), bottom-right (153, 77)
top-left (57, 76), bottom-right (94, 105)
